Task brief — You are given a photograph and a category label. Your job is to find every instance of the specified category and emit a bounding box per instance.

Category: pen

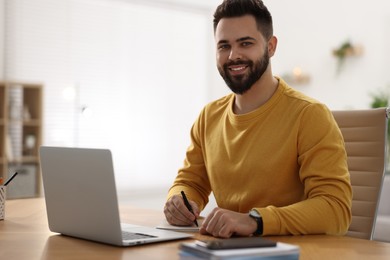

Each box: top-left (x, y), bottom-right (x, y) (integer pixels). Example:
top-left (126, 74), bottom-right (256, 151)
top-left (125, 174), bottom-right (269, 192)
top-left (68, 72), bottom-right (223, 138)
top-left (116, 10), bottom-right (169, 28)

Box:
top-left (4, 172), bottom-right (18, 186)
top-left (181, 191), bottom-right (198, 227)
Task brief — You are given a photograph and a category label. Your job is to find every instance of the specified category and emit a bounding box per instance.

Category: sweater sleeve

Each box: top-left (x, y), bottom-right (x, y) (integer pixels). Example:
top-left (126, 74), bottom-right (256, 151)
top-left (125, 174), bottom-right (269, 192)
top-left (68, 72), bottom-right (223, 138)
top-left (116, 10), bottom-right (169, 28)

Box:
top-left (258, 104), bottom-right (352, 235)
top-left (167, 108), bottom-right (211, 211)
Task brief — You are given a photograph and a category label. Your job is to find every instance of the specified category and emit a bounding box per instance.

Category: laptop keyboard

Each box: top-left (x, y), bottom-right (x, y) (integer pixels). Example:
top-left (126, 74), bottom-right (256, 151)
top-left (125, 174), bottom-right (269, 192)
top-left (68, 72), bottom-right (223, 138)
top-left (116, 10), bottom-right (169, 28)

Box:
top-left (122, 231), bottom-right (157, 241)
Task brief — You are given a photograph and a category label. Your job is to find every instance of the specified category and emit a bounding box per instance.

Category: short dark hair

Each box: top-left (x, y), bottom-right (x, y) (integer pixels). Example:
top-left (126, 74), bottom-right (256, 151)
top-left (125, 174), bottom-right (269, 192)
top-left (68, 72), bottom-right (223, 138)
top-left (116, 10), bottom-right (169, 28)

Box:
top-left (213, 0), bottom-right (273, 40)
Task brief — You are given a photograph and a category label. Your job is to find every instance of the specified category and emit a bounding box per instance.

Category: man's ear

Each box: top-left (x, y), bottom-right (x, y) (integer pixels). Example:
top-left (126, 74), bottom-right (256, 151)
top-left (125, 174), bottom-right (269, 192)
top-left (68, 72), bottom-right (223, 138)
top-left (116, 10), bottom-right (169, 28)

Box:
top-left (268, 36), bottom-right (277, 57)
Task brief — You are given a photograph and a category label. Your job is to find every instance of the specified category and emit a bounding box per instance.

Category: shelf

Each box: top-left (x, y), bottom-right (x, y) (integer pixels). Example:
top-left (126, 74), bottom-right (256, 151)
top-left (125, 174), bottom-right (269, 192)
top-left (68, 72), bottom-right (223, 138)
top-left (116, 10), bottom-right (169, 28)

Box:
top-left (24, 119), bottom-right (41, 126)
top-left (8, 119), bottom-right (41, 126)
top-left (7, 156), bottom-right (40, 164)
top-left (0, 81), bottom-right (42, 198)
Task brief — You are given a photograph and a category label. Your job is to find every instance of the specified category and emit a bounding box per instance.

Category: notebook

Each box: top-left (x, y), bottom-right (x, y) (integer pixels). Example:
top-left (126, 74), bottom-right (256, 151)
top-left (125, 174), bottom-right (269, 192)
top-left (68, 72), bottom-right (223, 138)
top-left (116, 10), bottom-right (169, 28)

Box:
top-left (39, 146), bottom-right (192, 246)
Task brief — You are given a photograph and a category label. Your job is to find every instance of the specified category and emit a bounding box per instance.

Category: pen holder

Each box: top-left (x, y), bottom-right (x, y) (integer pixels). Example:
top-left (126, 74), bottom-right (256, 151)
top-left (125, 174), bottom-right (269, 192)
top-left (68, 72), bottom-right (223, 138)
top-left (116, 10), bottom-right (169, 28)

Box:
top-left (0, 185), bottom-right (5, 220)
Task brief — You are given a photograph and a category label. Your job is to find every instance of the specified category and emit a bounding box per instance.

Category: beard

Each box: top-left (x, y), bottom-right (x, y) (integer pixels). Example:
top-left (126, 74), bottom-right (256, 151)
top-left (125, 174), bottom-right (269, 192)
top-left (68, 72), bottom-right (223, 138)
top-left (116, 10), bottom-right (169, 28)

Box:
top-left (218, 49), bottom-right (269, 95)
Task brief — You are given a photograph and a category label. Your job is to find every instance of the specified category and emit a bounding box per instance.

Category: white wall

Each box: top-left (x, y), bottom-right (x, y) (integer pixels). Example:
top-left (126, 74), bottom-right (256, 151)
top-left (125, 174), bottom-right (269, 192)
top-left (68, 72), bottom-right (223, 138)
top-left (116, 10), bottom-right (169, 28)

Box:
top-left (3, 0), bottom-right (390, 198)
top-left (0, 0), bottom-right (4, 79)
top-left (266, 0), bottom-right (390, 109)
top-left (4, 0), bottom-right (211, 193)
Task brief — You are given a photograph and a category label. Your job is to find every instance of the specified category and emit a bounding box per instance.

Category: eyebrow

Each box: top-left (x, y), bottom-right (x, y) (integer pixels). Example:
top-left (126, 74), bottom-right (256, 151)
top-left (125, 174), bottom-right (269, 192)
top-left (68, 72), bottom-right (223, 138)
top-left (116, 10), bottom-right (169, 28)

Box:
top-left (237, 36), bottom-right (256, 42)
top-left (217, 36), bottom-right (257, 45)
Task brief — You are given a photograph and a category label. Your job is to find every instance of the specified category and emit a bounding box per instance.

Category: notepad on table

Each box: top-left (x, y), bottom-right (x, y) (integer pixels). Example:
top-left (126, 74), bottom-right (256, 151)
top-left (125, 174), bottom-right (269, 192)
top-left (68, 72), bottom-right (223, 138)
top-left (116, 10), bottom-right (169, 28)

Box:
top-left (156, 218), bottom-right (203, 232)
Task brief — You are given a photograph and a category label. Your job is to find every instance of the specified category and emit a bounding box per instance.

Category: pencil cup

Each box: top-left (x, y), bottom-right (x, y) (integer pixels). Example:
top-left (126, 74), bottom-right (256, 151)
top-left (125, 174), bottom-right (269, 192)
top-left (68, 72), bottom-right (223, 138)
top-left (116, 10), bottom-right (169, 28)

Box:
top-left (0, 185), bottom-right (5, 220)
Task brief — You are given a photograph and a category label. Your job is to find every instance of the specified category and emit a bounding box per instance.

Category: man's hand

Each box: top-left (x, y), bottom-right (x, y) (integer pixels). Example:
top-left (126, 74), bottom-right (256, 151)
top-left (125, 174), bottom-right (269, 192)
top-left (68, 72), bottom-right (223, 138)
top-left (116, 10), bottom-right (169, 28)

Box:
top-left (164, 195), bottom-right (200, 226)
top-left (200, 207), bottom-right (257, 238)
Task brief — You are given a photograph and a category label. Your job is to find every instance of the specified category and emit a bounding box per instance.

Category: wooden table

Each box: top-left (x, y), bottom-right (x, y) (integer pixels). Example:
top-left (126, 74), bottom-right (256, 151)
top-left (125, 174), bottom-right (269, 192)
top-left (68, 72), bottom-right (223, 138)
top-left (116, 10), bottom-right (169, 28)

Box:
top-left (1, 198), bottom-right (389, 259)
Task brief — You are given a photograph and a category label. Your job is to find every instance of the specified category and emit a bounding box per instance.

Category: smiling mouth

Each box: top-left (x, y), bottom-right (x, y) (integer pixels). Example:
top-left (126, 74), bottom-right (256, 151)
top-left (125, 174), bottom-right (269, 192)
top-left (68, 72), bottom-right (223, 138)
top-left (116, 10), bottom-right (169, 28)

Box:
top-left (229, 65), bottom-right (248, 71)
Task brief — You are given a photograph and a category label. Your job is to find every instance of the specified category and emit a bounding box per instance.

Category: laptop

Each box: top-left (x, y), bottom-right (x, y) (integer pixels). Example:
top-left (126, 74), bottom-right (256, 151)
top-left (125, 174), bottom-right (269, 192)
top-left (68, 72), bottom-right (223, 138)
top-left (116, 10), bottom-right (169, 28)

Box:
top-left (39, 146), bottom-right (192, 246)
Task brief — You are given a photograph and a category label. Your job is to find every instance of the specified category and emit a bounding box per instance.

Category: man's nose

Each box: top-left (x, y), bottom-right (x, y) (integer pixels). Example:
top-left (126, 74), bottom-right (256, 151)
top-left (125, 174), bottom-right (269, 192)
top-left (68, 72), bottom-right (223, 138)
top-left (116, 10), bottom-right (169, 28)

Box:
top-left (228, 47), bottom-right (242, 60)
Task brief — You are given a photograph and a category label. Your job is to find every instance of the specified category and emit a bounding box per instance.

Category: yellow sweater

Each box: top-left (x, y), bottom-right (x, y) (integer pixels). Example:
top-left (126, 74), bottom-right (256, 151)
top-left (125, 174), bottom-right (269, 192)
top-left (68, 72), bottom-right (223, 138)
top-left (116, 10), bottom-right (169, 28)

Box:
top-left (168, 78), bottom-right (352, 236)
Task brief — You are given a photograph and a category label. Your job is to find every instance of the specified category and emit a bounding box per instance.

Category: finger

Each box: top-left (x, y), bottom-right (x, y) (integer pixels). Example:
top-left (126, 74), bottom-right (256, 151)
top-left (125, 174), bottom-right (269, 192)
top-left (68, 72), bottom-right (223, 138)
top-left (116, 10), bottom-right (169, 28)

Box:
top-left (173, 196), bottom-right (197, 222)
top-left (199, 215), bottom-right (211, 235)
top-left (189, 200), bottom-right (200, 217)
top-left (217, 223), bottom-right (234, 238)
top-left (165, 196), bottom-right (195, 226)
top-left (216, 211), bottom-right (238, 238)
top-left (199, 226), bottom-right (208, 235)
top-left (167, 196), bottom-right (191, 224)
top-left (201, 208), bottom-right (235, 238)
top-left (203, 208), bottom-right (222, 236)
top-left (200, 207), bottom-right (216, 229)
top-left (164, 197), bottom-right (187, 225)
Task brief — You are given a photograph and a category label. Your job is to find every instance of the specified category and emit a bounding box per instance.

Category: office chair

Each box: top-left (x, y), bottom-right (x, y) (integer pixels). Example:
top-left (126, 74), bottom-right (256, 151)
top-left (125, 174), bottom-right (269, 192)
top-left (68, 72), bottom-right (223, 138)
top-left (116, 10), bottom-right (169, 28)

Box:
top-left (332, 107), bottom-right (389, 240)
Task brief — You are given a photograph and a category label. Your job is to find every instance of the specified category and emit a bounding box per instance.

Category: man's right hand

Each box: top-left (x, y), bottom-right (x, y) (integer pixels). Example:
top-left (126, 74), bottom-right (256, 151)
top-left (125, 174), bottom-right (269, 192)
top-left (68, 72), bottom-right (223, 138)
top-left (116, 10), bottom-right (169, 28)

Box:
top-left (164, 194), bottom-right (200, 226)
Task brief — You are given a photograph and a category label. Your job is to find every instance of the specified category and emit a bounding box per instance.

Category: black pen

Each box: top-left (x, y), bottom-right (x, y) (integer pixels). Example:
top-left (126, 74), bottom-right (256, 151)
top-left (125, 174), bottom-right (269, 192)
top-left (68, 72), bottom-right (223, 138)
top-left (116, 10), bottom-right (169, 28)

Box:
top-left (181, 191), bottom-right (198, 227)
top-left (4, 172), bottom-right (18, 186)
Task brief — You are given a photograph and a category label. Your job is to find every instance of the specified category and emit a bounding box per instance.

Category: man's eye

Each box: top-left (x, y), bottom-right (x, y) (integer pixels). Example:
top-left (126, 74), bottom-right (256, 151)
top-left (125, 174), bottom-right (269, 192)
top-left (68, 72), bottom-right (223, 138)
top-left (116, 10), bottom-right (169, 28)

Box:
top-left (218, 45), bottom-right (230, 50)
top-left (242, 42), bottom-right (253, 47)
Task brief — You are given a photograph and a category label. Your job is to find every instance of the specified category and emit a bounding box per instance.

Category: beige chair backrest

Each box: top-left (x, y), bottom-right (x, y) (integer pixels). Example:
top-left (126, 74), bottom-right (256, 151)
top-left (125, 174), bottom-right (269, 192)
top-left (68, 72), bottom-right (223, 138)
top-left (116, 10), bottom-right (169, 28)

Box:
top-left (332, 107), bottom-right (389, 240)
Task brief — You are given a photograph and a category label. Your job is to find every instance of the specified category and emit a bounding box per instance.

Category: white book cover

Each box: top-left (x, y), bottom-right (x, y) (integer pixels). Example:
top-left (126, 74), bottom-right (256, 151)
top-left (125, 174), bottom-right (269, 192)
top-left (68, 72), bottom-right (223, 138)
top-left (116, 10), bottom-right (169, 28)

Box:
top-left (180, 241), bottom-right (299, 260)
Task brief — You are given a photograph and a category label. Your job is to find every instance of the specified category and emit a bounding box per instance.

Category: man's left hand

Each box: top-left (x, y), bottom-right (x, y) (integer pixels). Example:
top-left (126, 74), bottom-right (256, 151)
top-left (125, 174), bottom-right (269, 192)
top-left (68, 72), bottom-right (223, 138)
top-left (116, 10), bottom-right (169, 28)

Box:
top-left (200, 207), bottom-right (257, 238)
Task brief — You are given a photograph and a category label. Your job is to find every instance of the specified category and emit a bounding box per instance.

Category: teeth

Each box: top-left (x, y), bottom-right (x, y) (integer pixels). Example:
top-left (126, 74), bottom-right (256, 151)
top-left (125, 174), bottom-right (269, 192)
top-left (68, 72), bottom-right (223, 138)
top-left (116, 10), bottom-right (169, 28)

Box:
top-left (230, 66), bottom-right (246, 71)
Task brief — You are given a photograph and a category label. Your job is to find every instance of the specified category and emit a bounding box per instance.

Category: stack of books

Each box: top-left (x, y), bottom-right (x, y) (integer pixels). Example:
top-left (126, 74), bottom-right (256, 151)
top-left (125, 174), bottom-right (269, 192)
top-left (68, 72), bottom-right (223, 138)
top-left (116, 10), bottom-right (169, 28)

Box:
top-left (179, 237), bottom-right (300, 260)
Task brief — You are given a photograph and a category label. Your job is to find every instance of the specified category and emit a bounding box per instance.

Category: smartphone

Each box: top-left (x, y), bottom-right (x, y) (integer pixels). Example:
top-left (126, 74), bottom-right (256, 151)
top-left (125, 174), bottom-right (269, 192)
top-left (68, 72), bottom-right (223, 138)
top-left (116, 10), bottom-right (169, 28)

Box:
top-left (195, 237), bottom-right (277, 250)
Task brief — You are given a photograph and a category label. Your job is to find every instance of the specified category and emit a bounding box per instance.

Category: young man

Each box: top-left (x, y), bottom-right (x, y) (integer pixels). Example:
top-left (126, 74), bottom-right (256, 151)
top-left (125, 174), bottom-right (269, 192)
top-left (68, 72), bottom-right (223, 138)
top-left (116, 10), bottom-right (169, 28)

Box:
top-left (164, 0), bottom-right (352, 238)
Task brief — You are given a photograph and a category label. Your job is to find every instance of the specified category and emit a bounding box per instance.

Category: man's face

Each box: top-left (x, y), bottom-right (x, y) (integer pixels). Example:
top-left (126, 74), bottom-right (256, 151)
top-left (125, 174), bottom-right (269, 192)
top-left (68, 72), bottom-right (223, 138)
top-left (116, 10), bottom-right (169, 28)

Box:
top-left (215, 15), bottom-right (270, 95)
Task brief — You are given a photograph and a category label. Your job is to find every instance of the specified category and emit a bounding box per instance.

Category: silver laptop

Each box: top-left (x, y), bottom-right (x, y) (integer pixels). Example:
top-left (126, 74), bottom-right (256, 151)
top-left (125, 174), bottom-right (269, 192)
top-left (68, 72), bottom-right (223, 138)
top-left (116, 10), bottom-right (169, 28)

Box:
top-left (39, 146), bottom-right (192, 246)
